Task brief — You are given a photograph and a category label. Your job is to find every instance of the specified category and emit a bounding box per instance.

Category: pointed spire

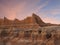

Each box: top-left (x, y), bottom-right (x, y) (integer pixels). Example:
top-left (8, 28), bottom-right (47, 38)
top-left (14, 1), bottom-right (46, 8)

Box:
top-left (4, 16), bottom-right (8, 22)
top-left (3, 16), bottom-right (11, 25)
top-left (14, 18), bottom-right (20, 22)
top-left (32, 13), bottom-right (37, 16)
top-left (32, 13), bottom-right (45, 27)
top-left (4, 16), bottom-right (7, 20)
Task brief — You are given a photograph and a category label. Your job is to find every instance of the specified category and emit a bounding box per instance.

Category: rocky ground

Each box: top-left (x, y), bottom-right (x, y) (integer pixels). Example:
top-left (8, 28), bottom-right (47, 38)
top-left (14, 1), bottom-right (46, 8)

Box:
top-left (0, 26), bottom-right (60, 45)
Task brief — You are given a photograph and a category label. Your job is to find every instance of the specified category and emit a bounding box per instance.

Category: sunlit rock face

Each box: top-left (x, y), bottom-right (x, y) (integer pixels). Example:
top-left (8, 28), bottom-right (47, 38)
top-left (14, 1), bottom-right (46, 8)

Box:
top-left (0, 13), bottom-right (42, 29)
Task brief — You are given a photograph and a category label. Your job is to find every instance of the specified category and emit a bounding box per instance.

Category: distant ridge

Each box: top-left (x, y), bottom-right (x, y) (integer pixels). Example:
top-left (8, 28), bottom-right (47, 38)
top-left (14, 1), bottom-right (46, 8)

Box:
top-left (0, 13), bottom-right (59, 28)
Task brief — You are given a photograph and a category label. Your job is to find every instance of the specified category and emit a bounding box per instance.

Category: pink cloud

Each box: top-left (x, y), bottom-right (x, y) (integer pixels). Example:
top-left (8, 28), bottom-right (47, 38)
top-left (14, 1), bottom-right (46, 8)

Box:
top-left (0, 1), bottom-right (27, 20)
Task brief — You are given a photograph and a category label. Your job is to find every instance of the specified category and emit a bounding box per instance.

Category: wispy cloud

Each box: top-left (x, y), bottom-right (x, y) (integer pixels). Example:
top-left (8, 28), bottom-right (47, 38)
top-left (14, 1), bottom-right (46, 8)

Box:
top-left (34, 0), bottom-right (49, 13)
top-left (42, 17), bottom-right (60, 24)
top-left (39, 9), bottom-right (60, 16)
top-left (27, 0), bottom-right (49, 16)
top-left (38, 9), bottom-right (60, 24)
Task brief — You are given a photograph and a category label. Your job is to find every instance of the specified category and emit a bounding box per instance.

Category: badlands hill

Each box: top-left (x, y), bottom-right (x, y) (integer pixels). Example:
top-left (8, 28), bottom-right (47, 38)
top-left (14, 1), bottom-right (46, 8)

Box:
top-left (0, 13), bottom-right (60, 45)
top-left (0, 13), bottom-right (59, 28)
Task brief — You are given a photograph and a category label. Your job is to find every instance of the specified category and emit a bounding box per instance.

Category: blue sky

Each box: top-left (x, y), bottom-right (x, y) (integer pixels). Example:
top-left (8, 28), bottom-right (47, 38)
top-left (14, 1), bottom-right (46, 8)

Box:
top-left (0, 0), bottom-right (60, 24)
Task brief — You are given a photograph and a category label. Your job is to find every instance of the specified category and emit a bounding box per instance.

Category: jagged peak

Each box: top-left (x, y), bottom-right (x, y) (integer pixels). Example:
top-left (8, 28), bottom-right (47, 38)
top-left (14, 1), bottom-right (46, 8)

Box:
top-left (4, 16), bottom-right (8, 20)
top-left (32, 13), bottom-right (36, 16)
top-left (4, 17), bottom-right (10, 22)
top-left (14, 18), bottom-right (20, 23)
top-left (0, 13), bottom-right (59, 27)
top-left (32, 13), bottom-right (45, 23)
top-left (32, 13), bottom-right (38, 17)
top-left (14, 18), bottom-right (20, 21)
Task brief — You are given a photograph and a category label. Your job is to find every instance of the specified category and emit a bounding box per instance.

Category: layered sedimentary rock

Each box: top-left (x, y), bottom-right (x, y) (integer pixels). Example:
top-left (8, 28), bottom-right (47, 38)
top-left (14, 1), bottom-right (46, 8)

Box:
top-left (0, 13), bottom-right (60, 45)
top-left (0, 13), bottom-right (41, 29)
top-left (0, 13), bottom-right (59, 28)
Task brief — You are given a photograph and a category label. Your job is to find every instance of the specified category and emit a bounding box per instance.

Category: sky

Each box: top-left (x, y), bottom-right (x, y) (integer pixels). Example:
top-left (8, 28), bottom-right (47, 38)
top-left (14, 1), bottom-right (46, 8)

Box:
top-left (0, 0), bottom-right (60, 24)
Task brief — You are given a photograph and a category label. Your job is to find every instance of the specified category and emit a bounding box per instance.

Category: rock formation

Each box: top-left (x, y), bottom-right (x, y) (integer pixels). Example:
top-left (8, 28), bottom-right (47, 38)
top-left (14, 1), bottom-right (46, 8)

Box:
top-left (0, 13), bottom-right (60, 45)
top-left (0, 13), bottom-right (59, 28)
